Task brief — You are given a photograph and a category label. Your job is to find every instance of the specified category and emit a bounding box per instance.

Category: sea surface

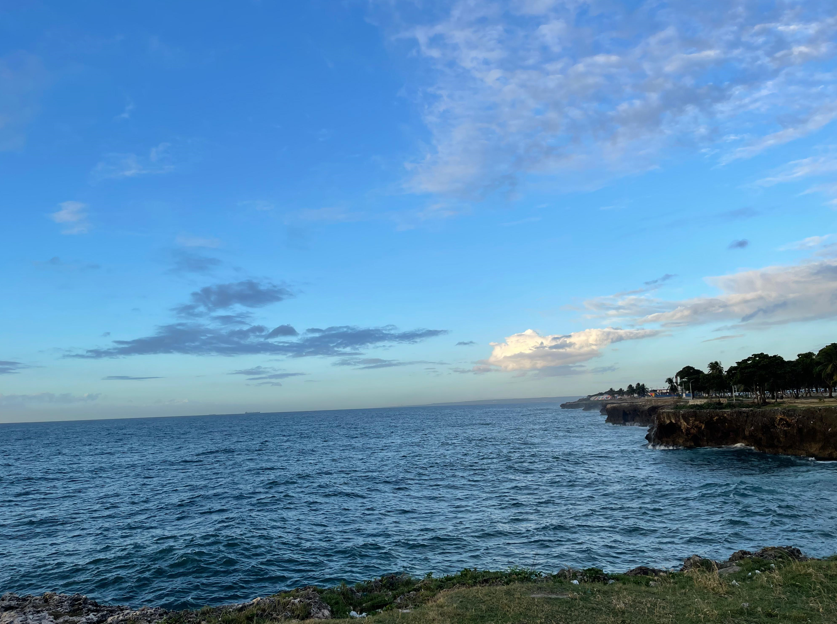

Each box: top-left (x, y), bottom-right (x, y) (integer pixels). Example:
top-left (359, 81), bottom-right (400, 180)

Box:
top-left (2, 403), bottom-right (837, 609)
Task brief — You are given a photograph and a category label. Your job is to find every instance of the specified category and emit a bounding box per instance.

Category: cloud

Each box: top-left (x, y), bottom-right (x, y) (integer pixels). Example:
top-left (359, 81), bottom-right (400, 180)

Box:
top-left (0, 51), bottom-right (48, 150)
top-left (0, 361), bottom-right (28, 375)
top-left (382, 1), bottom-right (837, 198)
top-left (229, 366), bottom-right (305, 382)
top-left (585, 257), bottom-right (837, 329)
top-left (0, 393), bottom-right (100, 406)
top-left (334, 357), bottom-right (441, 370)
top-left (115, 98), bottom-right (134, 121)
top-left (91, 140), bottom-right (195, 181)
top-left (49, 201), bottom-right (90, 235)
top-left (176, 235), bottom-right (222, 248)
top-left (69, 323), bottom-right (448, 359)
top-left (756, 152), bottom-right (837, 204)
top-left (266, 324), bottom-right (299, 338)
top-left (779, 235), bottom-right (832, 251)
top-left (644, 274), bottom-right (676, 287)
top-left (33, 257), bottom-right (100, 271)
top-left (175, 280), bottom-right (294, 316)
top-left (702, 334), bottom-right (744, 343)
top-left (167, 250), bottom-right (222, 275)
top-left (728, 239), bottom-right (750, 250)
top-left (102, 376), bottom-right (162, 381)
top-left (485, 327), bottom-right (660, 372)
top-left (455, 340), bottom-right (477, 346)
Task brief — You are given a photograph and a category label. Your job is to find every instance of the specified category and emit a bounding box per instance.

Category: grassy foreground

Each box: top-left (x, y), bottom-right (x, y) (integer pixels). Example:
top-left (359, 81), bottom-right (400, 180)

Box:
top-left (169, 554), bottom-right (837, 623)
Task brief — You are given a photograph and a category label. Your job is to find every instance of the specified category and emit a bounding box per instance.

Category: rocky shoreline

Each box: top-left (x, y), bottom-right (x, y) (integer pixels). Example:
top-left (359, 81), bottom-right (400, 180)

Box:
top-left (0, 547), bottom-right (812, 623)
top-left (647, 406), bottom-right (837, 460)
top-left (598, 400), bottom-right (837, 461)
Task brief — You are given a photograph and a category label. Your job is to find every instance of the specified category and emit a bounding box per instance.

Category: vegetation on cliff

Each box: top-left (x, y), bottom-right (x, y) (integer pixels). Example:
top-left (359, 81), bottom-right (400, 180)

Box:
top-left (5, 549), bottom-right (836, 623)
top-left (671, 342), bottom-right (837, 404)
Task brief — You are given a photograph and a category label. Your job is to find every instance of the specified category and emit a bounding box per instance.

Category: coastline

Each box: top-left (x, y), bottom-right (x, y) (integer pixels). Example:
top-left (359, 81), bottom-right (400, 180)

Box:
top-left (3, 547), bottom-right (832, 623)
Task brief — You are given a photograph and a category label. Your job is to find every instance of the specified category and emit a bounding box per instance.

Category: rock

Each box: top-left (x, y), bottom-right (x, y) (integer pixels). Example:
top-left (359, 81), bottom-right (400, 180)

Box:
top-left (718, 565), bottom-right (742, 576)
top-left (681, 555), bottom-right (717, 572)
top-left (625, 566), bottom-right (666, 577)
top-left (0, 594), bottom-right (168, 624)
top-left (646, 407), bottom-right (837, 460)
top-left (728, 546), bottom-right (807, 563)
top-left (605, 403), bottom-right (666, 426)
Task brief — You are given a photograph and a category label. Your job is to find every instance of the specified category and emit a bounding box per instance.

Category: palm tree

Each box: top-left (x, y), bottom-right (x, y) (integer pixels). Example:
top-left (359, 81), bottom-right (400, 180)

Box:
top-left (816, 343), bottom-right (837, 398)
top-left (665, 377), bottom-right (678, 394)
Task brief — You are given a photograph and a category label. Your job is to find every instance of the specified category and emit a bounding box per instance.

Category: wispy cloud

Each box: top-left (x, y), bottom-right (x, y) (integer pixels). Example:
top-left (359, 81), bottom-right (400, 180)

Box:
top-left (0, 361), bottom-right (29, 375)
top-left (779, 235), bottom-right (832, 251)
top-left (728, 239), bottom-right (749, 250)
top-left (381, 1), bottom-right (837, 199)
top-left (583, 257), bottom-right (837, 329)
top-left (49, 201), bottom-right (90, 235)
top-left (702, 334), bottom-right (744, 343)
top-left (334, 357), bottom-right (443, 370)
top-left (229, 366), bottom-right (305, 386)
top-left (33, 257), bottom-right (100, 271)
top-left (102, 376), bottom-right (162, 381)
top-left (756, 152), bottom-right (837, 205)
top-left (115, 98), bottom-right (134, 121)
top-left (0, 51), bottom-right (48, 151)
top-left (0, 393), bottom-right (99, 406)
top-left (91, 140), bottom-right (196, 181)
top-left (167, 249), bottom-right (222, 276)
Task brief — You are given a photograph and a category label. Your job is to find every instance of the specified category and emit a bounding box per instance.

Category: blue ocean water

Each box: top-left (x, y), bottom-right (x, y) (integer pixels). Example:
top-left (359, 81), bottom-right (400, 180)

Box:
top-left (2, 403), bottom-right (836, 609)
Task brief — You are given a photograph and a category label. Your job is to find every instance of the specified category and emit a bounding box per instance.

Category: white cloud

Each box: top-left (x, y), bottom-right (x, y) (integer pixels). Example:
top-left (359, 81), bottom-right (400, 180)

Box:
top-left (779, 235), bottom-right (832, 251)
top-left (115, 98), bottom-right (134, 121)
top-left (49, 201), bottom-right (90, 235)
top-left (91, 140), bottom-right (193, 181)
top-left (485, 327), bottom-right (660, 372)
top-left (584, 257), bottom-right (837, 329)
top-left (755, 152), bottom-right (837, 205)
top-left (383, 1), bottom-right (837, 198)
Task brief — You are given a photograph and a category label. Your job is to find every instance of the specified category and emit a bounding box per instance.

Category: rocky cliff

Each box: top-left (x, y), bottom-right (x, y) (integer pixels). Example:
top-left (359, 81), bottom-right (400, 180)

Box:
top-left (605, 403), bottom-right (661, 426)
top-left (647, 406), bottom-right (837, 460)
top-left (559, 398), bottom-right (604, 411)
top-left (604, 400), bottom-right (682, 426)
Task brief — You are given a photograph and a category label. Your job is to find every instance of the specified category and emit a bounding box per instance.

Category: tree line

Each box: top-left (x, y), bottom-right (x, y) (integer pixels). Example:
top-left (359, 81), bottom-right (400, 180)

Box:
top-left (666, 342), bottom-right (837, 404)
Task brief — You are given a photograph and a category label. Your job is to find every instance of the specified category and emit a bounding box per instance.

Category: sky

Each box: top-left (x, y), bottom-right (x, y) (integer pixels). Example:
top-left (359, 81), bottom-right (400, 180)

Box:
top-left (2, 0), bottom-right (837, 422)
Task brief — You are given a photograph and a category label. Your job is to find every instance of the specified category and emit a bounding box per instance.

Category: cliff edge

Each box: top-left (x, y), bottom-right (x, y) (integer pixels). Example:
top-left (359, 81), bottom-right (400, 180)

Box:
top-left (647, 406), bottom-right (837, 461)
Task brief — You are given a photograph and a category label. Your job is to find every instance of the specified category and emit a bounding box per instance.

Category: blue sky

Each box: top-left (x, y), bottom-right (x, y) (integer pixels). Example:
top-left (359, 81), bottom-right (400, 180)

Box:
top-left (2, 0), bottom-right (837, 422)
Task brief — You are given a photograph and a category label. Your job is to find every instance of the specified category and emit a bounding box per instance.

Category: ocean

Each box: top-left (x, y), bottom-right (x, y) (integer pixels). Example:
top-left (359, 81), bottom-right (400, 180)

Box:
top-left (1, 403), bottom-right (836, 609)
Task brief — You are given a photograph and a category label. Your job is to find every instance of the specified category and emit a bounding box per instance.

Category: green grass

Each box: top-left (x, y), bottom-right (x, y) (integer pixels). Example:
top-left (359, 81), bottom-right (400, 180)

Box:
top-left (162, 556), bottom-right (837, 623)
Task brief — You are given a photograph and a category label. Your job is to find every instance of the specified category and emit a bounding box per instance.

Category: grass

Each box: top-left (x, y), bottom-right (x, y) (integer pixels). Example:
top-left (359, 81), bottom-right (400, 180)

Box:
top-left (162, 555), bottom-right (837, 624)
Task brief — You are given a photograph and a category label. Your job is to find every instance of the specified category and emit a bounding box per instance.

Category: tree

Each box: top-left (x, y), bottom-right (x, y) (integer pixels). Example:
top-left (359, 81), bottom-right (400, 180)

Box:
top-left (706, 361), bottom-right (726, 397)
top-left (676, 366), bottom-right (703, 396)
top-left (665, 377), bottom-right (678, 394)
top-left (816, 344), bottom-right (837, 398)
top-left (795, 352), bottom-right (817, 395)
top-left (729, 353), bottom-right (784, 404)
top-left (626, 384), bottom-right (635, 396)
